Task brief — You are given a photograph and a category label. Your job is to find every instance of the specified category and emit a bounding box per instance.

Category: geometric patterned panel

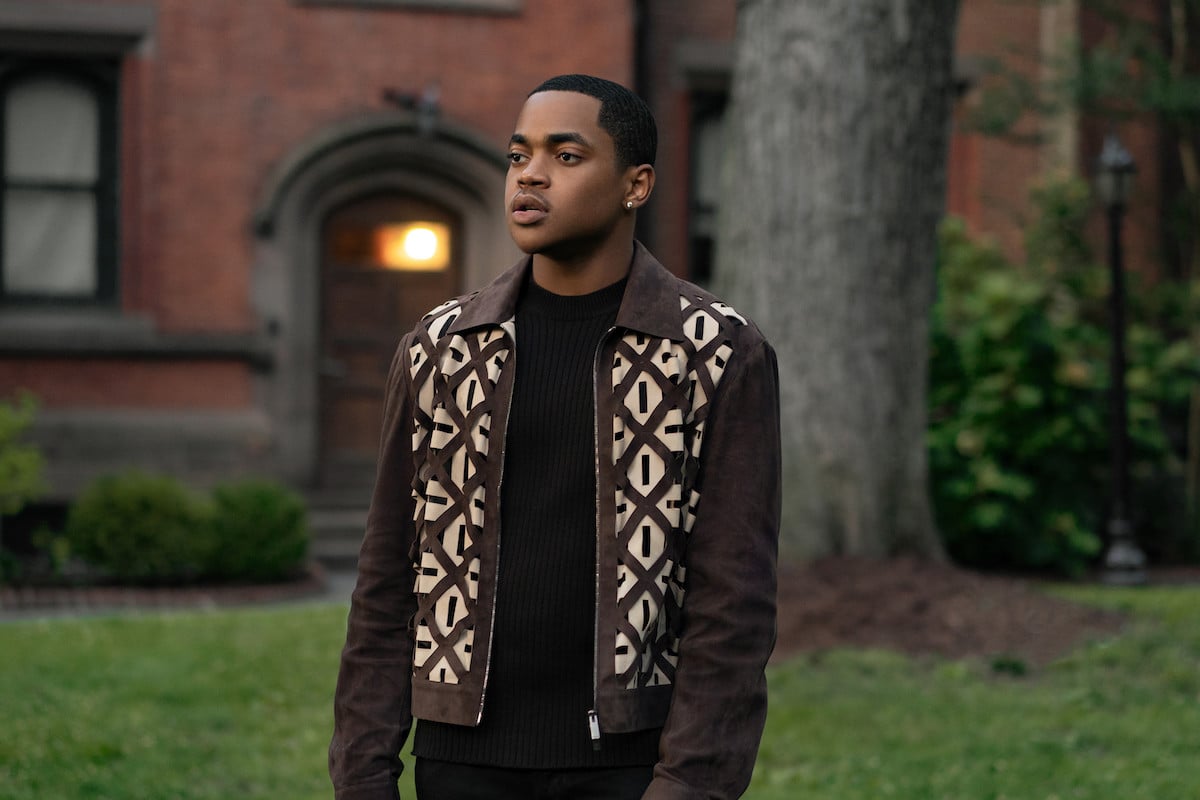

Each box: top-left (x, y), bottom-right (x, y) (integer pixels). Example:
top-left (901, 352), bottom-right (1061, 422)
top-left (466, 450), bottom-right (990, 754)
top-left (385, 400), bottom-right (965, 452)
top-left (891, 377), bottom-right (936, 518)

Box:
top-left (400, 287), bottom-right (745, 692)
top-left (408, 301), bottom-right (514, 684)
top-left (610, 293), bottom-right (744, 689)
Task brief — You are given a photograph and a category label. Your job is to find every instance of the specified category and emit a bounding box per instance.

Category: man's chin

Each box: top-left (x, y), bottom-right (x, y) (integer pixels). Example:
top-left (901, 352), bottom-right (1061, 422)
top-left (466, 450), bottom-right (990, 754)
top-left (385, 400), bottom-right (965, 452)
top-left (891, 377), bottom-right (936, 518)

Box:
top-left (509, 232), bottom-right (554, 256)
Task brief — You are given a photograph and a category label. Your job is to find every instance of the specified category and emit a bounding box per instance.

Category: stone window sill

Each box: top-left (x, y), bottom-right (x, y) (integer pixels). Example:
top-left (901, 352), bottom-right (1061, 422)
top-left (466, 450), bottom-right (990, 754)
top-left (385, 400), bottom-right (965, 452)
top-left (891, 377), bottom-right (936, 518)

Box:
top-left (293, 0), bottom-right (522, 14)
top-left (0, 310), bottom-right (274, 370)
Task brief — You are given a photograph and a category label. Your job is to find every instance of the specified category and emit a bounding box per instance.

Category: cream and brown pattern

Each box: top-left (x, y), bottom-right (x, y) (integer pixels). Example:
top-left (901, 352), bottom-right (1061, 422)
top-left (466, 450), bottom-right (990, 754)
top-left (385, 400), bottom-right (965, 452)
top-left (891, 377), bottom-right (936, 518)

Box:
top-left (610, 293), bottom-right (742, 689)
top-left (404, 290), bottom-right (745, 691)
top-left (409, 299), bottom-right (515, 685)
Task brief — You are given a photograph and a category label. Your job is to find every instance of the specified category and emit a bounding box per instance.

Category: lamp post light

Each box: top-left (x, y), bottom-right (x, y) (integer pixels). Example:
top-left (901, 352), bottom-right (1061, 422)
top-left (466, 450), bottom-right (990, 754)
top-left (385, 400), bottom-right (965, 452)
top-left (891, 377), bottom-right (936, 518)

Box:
top-left (1096, 133), bottom-right (1147, 586)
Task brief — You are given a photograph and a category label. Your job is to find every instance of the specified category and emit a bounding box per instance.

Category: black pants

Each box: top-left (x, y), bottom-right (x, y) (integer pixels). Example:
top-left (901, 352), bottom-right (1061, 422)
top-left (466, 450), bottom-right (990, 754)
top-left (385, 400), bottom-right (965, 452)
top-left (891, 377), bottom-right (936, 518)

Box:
top-left (414, 758), bottom-right (655, 800)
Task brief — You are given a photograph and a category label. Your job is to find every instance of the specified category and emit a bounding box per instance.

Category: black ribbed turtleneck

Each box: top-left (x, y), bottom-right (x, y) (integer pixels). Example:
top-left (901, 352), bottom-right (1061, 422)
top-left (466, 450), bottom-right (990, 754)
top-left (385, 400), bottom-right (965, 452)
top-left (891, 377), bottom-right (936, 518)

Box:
top-left (412, 274), bottom-right (662, 768)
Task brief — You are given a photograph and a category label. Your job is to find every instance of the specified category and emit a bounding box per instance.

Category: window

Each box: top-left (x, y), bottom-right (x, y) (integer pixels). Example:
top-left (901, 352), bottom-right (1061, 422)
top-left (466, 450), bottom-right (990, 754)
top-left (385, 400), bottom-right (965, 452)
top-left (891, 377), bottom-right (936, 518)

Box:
top-left (688, 91), bottom-right (727, 285)
top-left (0, 58), bottom-right (117, 304)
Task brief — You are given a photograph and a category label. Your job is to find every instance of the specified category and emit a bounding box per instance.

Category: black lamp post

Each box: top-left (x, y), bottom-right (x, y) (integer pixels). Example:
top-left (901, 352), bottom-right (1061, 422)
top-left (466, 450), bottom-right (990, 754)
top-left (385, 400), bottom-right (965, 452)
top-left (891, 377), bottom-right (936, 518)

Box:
top-left (1096, 133), bottom-right (1147, 586)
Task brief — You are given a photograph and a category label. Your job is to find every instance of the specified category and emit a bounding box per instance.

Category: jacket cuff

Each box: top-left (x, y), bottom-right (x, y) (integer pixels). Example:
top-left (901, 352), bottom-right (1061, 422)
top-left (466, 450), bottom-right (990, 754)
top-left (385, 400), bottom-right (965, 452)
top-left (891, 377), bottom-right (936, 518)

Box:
top-left (334, 781), bottom-right (401, 800)
top-left (641, 775), bottom-right (703, 800)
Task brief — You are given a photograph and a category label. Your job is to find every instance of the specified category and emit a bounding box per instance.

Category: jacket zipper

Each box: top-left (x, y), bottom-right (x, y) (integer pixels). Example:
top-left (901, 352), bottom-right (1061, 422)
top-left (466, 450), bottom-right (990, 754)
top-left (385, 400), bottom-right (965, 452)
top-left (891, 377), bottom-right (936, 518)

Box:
top-left (588, 325), bottom-right (617, 750)
top-left (476, 337), bottom-right (515, 726)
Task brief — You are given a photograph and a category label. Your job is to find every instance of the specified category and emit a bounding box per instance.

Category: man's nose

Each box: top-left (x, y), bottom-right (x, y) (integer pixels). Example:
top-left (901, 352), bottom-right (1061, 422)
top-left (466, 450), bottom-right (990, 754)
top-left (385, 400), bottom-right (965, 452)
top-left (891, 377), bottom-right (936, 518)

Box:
top-left (517, 156), bottom-right (547, 187)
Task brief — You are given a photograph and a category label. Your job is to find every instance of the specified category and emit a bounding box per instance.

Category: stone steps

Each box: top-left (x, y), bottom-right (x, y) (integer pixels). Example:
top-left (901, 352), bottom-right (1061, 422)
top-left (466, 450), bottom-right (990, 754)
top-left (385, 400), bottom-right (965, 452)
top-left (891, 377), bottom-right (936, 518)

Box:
top-left (307, 506), bottom-right (368, 572)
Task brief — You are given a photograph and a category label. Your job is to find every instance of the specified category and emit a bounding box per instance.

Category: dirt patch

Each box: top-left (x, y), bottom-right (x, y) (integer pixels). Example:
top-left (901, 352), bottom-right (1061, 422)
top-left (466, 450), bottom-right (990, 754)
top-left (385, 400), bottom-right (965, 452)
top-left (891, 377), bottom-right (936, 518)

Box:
top-left (772, 556), bottom-right (1129, 667)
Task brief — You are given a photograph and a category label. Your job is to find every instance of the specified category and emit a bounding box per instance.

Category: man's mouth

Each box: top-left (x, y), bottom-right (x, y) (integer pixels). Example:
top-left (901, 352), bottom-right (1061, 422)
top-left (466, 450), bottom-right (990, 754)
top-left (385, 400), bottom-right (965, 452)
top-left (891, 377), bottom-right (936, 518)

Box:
top-left (511, 193), bottom-right (548, 224)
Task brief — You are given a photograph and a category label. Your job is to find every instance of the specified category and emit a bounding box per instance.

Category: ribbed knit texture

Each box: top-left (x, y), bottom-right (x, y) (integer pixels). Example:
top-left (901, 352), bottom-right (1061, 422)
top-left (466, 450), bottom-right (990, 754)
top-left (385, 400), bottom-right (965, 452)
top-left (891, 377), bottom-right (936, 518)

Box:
top-left (413, 275), bottom-right (662, 768)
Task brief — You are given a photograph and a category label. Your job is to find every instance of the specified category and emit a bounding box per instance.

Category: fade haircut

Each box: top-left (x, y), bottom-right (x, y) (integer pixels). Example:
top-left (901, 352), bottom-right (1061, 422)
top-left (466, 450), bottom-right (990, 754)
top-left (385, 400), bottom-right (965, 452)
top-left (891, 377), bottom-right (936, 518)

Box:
top-left (529, 74), bottom-right (657, 169)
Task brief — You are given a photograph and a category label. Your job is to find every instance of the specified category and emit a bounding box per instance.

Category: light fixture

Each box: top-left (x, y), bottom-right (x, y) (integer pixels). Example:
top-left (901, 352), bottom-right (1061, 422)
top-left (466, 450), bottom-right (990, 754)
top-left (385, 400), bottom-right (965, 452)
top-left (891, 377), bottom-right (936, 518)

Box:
top-left (1096, 133), bottom-right (1136, 209)
top-left (375, 222), bottom-right (450, 271)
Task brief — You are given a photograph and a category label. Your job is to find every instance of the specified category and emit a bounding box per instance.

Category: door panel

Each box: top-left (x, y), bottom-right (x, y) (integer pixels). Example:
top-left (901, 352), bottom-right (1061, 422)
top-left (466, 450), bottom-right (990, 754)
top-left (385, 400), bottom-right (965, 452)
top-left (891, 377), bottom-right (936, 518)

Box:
top-left (319, 193), bottom-right (460, 483)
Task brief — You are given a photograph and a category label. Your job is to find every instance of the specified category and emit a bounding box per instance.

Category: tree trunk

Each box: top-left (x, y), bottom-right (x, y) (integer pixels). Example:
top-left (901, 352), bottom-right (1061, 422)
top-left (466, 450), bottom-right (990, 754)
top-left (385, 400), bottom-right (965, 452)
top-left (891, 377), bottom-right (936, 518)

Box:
top-left (715, 0), bottom-right (959, 559)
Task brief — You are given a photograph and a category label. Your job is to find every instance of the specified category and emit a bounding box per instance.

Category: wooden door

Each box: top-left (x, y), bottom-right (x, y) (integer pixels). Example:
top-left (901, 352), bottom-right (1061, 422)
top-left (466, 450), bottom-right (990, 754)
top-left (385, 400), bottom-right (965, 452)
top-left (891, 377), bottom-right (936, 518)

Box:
top-left (318, 193), bottom-right (460, 486)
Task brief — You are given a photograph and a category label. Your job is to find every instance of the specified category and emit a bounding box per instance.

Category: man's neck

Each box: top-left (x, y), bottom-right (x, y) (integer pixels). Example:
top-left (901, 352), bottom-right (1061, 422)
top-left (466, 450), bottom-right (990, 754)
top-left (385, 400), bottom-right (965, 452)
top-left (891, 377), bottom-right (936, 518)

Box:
top-left (530, 238), bottom-right (635, 296)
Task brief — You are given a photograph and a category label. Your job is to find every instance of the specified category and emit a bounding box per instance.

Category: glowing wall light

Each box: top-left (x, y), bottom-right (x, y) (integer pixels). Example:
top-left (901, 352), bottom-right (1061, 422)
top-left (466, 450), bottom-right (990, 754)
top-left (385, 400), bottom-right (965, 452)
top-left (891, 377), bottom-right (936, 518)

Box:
top-left (375, 221), bottom-right (450, 270)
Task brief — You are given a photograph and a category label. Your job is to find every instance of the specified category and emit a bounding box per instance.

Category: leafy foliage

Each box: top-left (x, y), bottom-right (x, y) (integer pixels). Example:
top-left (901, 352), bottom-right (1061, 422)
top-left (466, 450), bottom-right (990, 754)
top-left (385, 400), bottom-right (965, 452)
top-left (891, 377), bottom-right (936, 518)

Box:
top-left (62, 472), bottom-right (310, 585)
top-left (929, 178), bottom-right (1199, 574)
top-left (206, 479), bottom-right (309, 582)
top-left (0, 392), bottom-right (45, 517)
top-left (64, 471), bottom-right (214, 584)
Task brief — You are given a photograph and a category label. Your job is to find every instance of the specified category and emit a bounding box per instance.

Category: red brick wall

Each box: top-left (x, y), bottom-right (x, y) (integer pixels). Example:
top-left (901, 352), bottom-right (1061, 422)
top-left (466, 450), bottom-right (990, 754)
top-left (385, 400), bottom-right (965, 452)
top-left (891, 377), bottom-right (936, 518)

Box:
top-left (1079, 0), bottom-right (1165, 280)
top-left (638, 0), bottom-right (736, 275)
top-left (16, 0), bottom-right (634, 410)
top-left (952, 0), bottom-right (1045, 260)
top-left (10, 0), bottom-right (1173, 413)
top-left (641, 0), bottom-right (1168, 279)
top-left (640, 0), bottom-right (1056, 274)
top-left (140, 0), bottom-right (633, 332)
top-left (953, 0), bottom-right (1164, 276)
top-left (0, 361), bottom-right (251, 408)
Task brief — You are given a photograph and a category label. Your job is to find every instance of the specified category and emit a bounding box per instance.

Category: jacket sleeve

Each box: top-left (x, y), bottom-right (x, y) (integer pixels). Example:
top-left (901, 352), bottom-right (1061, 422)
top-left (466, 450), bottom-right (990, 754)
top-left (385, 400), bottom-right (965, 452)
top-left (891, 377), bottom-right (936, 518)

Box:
top-left (329, 336), bottom-right (421, 800)
top-left (645, 333), bottom-right (782, 800)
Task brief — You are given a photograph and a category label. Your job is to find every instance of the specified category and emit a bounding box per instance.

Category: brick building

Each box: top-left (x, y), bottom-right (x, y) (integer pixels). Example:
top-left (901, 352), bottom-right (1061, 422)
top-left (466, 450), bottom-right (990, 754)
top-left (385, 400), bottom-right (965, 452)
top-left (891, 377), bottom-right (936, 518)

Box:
top-left (0, 0), bottom-right (1169, 555)
top-left (637, 0), bottom-right (1165, 277)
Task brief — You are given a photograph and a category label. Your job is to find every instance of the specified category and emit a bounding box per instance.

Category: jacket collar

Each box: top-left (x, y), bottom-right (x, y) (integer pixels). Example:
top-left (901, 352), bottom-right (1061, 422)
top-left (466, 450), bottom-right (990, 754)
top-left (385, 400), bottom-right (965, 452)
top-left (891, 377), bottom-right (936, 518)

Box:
top-left (448, 241), bottom-right (684, 342)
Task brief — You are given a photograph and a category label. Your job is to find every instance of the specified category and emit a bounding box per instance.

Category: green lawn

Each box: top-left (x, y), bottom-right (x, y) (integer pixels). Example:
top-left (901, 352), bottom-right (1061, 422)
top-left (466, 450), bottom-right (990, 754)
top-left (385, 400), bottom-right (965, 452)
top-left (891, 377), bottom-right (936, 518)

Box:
top-left (1, 585), bottom-right (1197, 799)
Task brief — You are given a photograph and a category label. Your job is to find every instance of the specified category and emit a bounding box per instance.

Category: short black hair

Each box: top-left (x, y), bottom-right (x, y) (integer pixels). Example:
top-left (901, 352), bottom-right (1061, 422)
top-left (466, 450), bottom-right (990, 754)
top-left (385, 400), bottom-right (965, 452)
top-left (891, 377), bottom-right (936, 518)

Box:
top-left (529, 74), bottom-right (657, 169)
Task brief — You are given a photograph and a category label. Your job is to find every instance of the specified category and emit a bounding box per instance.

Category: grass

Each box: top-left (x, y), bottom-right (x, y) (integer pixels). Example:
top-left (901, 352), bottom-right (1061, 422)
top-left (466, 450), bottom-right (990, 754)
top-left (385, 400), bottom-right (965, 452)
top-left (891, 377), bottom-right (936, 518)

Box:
top-left (0, 585), bottom-right (1197, 799)
top-left (0, 603), bottom-right (401, 800)
top-left (750, 584), bottom-right (1200, 799)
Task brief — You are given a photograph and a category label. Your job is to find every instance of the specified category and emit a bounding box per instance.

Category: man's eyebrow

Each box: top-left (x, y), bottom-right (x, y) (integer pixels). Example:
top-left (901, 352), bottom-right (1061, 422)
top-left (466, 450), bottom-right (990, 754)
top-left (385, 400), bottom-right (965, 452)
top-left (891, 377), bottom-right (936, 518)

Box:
top-left (507, 131), bottom-right (593, 149)
top-left (547, 132), bottom-right (592, 149)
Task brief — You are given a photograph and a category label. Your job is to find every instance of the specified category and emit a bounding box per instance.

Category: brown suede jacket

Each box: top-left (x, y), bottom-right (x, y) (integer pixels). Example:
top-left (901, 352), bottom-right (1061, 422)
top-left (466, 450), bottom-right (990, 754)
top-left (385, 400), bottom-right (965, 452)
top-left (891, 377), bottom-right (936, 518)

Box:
top-left (329, 243), bottom-right (781, 800)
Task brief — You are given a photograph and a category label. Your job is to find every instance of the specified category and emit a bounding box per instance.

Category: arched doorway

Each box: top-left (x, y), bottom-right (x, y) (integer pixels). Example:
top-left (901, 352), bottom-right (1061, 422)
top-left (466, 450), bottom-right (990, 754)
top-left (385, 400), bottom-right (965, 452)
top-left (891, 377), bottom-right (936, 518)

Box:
top-left (317, 192), bottom-right (461, 485)
top-left (251, 110), bottom-right (516, 492)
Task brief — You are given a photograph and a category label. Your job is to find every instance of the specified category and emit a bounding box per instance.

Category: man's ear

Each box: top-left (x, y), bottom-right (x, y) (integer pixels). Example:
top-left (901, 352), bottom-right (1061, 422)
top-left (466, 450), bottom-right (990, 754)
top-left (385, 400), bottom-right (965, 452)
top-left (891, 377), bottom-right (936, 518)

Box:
top-left (624, 164), bottom-right (656, 209)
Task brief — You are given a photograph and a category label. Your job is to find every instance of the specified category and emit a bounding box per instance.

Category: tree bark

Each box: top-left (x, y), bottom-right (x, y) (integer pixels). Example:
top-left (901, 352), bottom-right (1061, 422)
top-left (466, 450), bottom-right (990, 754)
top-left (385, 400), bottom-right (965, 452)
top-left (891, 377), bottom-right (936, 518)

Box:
top-left (715, 0), bottom-right (959, 558)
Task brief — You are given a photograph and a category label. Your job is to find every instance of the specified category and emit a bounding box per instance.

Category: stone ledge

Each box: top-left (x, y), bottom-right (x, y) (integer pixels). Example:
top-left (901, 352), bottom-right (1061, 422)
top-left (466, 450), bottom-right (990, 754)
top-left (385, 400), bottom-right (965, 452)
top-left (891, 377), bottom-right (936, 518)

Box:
top-left (0, 311), bottom-right (274, 370)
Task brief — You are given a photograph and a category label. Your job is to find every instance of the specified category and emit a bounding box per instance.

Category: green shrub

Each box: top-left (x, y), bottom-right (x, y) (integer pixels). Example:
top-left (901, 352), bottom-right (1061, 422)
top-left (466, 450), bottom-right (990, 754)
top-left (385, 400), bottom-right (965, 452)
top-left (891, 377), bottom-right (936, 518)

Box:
top-left (206, 479), bottom-right (309, 582)
top-left (62, 473), bottom-right (310, 585)
top-left (65, 471), bottom-right (213, 584)
top-left (0, 392), bottom-right (45, 517)
top-left (930, 177), bottom-right (1199, 575)
top-left (0, 392), bottom-right (46, 584)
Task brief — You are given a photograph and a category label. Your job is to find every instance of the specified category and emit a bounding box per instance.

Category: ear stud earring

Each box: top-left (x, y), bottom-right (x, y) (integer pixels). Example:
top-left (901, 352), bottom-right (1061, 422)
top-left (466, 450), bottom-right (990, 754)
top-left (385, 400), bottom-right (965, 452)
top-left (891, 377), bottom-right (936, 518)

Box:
top-left (626, 201), bottom-right (634, 209)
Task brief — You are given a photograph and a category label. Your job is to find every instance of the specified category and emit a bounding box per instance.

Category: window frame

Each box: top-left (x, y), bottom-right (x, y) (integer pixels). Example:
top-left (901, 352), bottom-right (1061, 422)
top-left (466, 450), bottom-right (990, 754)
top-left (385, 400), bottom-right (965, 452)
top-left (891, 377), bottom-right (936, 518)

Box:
top-left (687, 89), bottom-right (728, 286)
top-left (0, 55), bottom-right (119, 306)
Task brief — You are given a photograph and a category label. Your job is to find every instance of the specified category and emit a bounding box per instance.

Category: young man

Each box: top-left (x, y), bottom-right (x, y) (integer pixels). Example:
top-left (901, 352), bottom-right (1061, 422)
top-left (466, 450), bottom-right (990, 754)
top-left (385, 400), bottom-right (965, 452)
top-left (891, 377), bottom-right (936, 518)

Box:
top-left (330, 74), bottom-right (781, 800)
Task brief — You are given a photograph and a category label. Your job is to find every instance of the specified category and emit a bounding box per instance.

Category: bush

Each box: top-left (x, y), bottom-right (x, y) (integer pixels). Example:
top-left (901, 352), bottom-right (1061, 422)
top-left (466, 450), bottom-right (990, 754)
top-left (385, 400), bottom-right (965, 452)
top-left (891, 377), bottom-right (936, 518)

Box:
top-left (65, 471), bottom-right (213, 584)
top-left (0, 392), bottom-right (47, 584)
top-left (63, 473), bottom-right (311, 584)
top-left (0, 392), bottom-right (45, 517)
top-left (929, 177), bottom-right (1199, 575)
top-left (206, 479), bottom-right (309, 582)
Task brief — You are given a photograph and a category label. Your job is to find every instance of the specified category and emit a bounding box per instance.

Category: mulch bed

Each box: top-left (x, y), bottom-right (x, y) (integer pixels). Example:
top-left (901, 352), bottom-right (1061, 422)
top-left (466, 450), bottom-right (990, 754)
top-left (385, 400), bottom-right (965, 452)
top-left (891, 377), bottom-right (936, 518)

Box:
top-left (772, 556), bottom-right (1133, 667)
top-left (5, 556), bottom-right (1195, 672)
top-left (0, 563), bottom-right (329, 615)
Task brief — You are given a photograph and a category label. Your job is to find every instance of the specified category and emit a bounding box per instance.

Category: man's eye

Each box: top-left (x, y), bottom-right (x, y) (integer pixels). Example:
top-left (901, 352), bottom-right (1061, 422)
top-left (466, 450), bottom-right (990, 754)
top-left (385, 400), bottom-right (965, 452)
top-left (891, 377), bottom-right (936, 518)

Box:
top-left (558, 152), bottom-right (581, 163)
top-left (507, 152), bottom-right (527, 165)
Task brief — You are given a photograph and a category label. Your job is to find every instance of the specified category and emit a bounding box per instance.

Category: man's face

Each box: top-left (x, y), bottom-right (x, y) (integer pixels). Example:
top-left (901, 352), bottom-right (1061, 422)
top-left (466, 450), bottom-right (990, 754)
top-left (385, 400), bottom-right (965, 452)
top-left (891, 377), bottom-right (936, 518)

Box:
top-left (505, 91), bottom-right (632, 259)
